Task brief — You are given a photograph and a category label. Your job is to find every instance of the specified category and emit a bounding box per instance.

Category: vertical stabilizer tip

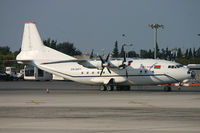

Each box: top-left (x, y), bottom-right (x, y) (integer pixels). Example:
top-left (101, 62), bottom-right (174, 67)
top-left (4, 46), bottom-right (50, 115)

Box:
top-left (25, 22), bottom-right (36, 24)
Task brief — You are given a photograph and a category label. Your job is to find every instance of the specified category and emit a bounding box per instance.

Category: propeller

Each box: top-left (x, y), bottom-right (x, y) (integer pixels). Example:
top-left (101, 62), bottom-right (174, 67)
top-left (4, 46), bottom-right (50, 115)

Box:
top-left (119, 52), bottom-right (132, 69)
top-left (99, 54), bottom-right (111, 76)
top-left (118, 52), bottom-right (133, 78)
top-left (119, 53), bottom-right (126, 69)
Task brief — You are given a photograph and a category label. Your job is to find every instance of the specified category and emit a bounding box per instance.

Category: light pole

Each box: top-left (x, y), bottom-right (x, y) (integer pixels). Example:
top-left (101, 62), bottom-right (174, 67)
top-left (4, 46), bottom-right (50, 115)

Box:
top-left (149, 24), bottom-right (164, 59)
top-left (123, 44), bottom-right (133, 58)
top-left (122, 34), bottom-right (133, 58)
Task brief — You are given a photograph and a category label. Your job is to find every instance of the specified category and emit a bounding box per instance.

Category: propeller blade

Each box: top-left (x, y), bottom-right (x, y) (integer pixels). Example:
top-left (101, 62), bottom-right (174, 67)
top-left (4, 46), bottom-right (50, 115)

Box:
top-left (119, 64), bottom-right (126, 68)
top-left (126, 69), bottom-right (128, 78)
top-left (123, 52), bottom-right (126, 62)
top-left (100, 68), bottom-right (104, 76)
top-left (107, 67), bottom-right (111, 74)
top-left (105, 54), bottom-right (110, 62)
top-left (99, 56), bottom-right (105, 63)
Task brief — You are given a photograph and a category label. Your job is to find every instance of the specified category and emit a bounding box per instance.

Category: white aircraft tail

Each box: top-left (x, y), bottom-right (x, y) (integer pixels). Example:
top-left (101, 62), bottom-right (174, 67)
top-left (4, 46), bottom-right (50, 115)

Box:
top-left (21, 22), bottom-right (43, 51)
top-left (17, 22), bottom-right (75, 63)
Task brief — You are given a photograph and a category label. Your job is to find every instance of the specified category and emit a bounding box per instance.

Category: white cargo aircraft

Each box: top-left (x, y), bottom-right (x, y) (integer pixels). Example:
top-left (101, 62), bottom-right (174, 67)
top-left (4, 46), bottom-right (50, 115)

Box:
top-left (16, 22), bottom-right (194, 91)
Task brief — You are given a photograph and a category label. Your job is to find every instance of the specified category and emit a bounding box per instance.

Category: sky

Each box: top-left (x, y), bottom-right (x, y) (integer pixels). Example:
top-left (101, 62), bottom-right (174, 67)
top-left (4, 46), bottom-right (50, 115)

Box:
top-left (0, 0), bottom-right (200, 54)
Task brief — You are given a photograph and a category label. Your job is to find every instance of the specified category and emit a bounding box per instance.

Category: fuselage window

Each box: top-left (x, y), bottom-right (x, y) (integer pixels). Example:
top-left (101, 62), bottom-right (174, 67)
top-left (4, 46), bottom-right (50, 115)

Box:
top-left (168, 65), bottom-right (171, 68)
top-left (97, 71), bottom-right (99, 74)
top-left (140, 70), bottom-right (142, 73)
top-left (92, 72), bottom-right (94, 74)
top-left (171, 66), bottom-right (174, 69)
top-left (87, 72), bottom-right (89, 74)
top-left (81, 72), bottom-right (83, 74)
top-left (145, 70), bottom-right (147, 73)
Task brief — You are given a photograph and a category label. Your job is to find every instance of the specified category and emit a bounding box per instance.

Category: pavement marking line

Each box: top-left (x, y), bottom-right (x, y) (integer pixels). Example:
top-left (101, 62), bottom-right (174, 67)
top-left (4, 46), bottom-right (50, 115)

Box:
top-left (129, 100), bottom-right (161, 108)
top-left (25, 100), bottom-right (46, 105)
top-left (31, 100), bottom-right (40, 104)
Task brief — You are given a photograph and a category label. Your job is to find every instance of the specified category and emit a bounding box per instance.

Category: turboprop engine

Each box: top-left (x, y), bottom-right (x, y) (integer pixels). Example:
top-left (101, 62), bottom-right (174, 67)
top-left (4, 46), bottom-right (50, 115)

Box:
top-left (79, 53), bottom-right (133, 77)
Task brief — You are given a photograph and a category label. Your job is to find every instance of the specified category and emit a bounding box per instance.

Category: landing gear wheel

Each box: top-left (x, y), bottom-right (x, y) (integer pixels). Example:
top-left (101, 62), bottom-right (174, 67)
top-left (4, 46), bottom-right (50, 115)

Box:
top-left (106, 85), bottom-right (114, 91)
top-left (164, 86), bottom-right (172, 92)
top-left (100, 85), bottom-right (106, 91)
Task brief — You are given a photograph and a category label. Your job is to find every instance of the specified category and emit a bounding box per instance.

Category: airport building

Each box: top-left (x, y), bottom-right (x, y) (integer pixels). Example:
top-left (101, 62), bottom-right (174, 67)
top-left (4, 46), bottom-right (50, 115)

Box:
top-left (24, 65), bottom-right (64, 81)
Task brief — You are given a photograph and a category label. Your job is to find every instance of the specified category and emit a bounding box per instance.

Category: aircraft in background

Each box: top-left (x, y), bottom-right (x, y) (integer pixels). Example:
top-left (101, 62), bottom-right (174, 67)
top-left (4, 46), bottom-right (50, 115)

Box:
top-left (16, 22), bottom-right (194, 91)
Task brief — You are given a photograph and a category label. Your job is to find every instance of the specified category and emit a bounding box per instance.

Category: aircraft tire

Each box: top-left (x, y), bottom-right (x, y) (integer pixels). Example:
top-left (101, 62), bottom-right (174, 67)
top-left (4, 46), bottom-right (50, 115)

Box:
top-left (106, 85), bottom-right (114, 91)
top-left (100, 85), bottom-right (106, 91)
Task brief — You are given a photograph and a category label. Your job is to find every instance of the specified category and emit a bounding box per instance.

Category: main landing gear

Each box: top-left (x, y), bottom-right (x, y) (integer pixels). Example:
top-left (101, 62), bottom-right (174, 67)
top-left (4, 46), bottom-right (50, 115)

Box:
top-left (100, 85), bottom-right (114, 91)
top-left (99, 85), bottom-right (131, 91)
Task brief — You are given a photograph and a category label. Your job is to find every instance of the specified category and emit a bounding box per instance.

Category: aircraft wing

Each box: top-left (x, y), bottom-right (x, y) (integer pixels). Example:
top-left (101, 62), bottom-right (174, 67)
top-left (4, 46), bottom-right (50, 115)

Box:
top-left (40, 59), bottom-right (87, 65)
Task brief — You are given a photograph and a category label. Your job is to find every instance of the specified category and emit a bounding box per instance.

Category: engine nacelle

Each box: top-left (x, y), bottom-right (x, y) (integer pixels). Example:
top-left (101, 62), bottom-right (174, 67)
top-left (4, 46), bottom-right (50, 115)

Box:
top-left (79, 59), bottom-right (133, 69)
top-left (79, 60), bottom-right (102, 69)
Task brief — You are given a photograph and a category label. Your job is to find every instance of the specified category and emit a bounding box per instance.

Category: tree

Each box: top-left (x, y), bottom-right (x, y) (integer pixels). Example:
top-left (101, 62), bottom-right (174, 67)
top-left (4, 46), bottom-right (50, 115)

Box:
top-left (140, 49), bottom-right (149, 58)
top-left (0, 46), bottom-right (11, 55)
top-left (43, 39), bottom-right (82, 56)
top-left (43, 38), bottom-right (51, 47)
top-left (165, 47), bottom-right (170, 59)
top-left (148, 49), bottom-right (154, 59)
top-left (112, 41), bottom-right (119, 58)
top-left (196, 47), bottom-right (200, 58)
top-left (188, 48), bottom-right (193, 59)
top-left (56, 42), bottom-right (82, 56)
top-left (160, 48), bottom-right (165, 59)
top-left (193, 48), bottom-right (196, 58)
top-left (177, 48), bottom-right (182, 58)
top-left (120, 45), bottom-right (125, 57)
top-left (127, 50), bottom-right (139, 57)
top-left (43, 38), bottom-right (57, 49)
top-left (185, 49), bottom-right (189, 59)
top-left (50, 40), bottom-right (57, 49)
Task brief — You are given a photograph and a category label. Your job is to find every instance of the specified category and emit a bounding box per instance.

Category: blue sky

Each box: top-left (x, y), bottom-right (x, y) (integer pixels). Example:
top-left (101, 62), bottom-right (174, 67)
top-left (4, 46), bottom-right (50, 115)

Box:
top-left (0, 0), bottom-right (200, 54)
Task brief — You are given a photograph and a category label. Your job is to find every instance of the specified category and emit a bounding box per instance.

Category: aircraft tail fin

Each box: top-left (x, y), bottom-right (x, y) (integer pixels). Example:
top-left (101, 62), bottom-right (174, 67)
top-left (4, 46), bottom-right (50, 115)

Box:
top-left (21, 22), bottom-right (43, 51)
top-left (17, 22), bottom-right (75, 63)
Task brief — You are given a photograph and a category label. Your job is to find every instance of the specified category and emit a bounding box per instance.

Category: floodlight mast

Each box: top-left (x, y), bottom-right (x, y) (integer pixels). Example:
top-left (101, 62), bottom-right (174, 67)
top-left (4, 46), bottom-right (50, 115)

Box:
top-left (122, 34), bottom-right (133, 58)
top-left (149, 24), bottom-right (164, 59)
